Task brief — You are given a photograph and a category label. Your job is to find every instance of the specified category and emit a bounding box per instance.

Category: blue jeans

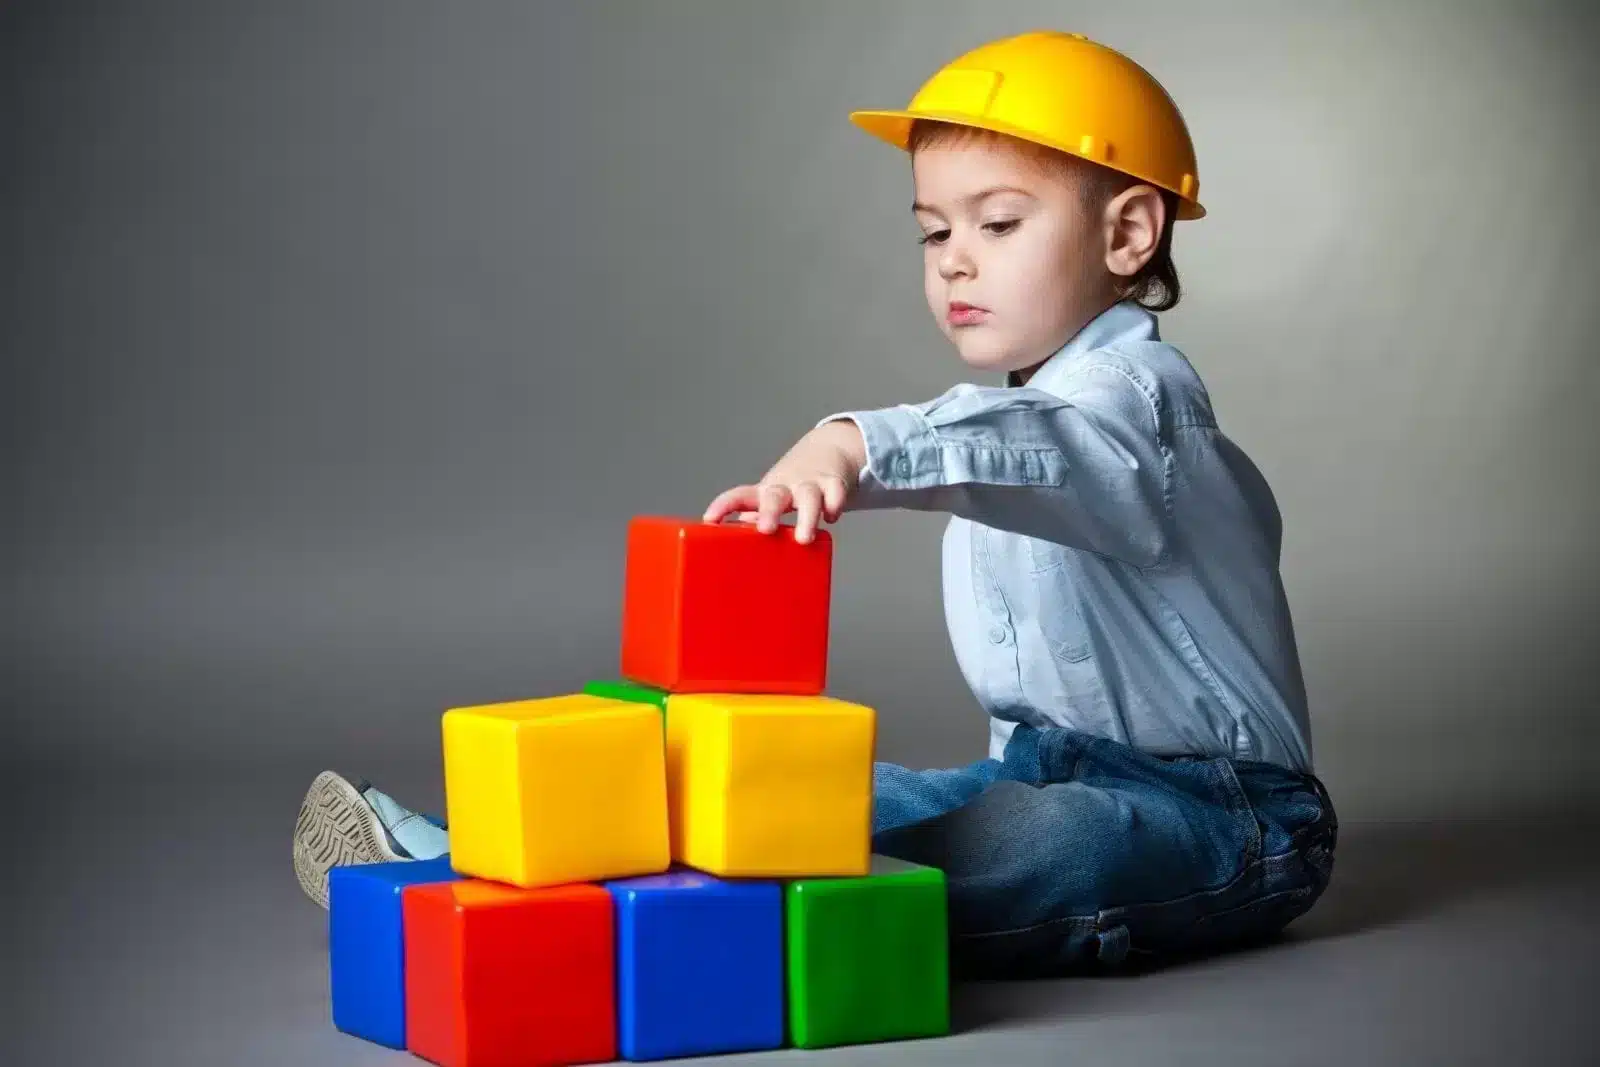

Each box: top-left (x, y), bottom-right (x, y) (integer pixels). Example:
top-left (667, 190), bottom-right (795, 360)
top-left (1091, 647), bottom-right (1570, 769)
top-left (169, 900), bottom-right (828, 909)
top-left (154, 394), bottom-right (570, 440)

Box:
top-left (871, 724), bottom-right (1338, 978)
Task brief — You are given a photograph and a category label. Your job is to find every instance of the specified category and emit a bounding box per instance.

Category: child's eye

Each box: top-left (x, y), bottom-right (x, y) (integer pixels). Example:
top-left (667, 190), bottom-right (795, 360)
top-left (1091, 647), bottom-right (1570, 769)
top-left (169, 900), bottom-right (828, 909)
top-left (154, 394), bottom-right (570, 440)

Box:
top-left (983, 219), bottom-right (1020, 236)
top-left (917, 229), bottom-right (951, 246)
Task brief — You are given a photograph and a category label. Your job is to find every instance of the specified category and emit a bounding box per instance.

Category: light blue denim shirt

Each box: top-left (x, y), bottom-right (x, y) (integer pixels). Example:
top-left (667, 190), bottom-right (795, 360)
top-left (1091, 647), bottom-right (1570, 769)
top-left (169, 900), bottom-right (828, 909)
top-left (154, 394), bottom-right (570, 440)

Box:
top-left (822, 299), bottom-right (1313, 774)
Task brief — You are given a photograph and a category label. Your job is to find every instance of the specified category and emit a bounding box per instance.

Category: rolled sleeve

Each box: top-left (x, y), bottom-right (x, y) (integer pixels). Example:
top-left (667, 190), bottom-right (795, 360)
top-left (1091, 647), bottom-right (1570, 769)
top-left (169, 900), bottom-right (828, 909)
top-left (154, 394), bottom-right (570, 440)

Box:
top-left (814, 372), bottom-right (1172, 566)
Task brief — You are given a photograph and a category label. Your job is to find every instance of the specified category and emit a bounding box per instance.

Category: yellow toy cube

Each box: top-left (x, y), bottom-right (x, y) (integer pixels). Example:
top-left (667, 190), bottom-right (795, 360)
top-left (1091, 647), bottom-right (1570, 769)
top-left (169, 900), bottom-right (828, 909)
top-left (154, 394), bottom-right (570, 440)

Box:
top-left (665, 694), bottom-right (875, 877)
top-left (442, 694), bottom-right (669, 887)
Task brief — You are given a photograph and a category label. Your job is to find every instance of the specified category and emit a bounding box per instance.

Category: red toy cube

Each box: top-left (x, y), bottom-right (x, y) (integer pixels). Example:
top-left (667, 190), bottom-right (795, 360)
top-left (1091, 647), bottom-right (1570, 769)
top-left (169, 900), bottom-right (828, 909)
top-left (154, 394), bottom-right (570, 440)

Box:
top-left (620, 516), bottom-right (832, 694)
top-left (402, 880), bottom-right (615, 1067)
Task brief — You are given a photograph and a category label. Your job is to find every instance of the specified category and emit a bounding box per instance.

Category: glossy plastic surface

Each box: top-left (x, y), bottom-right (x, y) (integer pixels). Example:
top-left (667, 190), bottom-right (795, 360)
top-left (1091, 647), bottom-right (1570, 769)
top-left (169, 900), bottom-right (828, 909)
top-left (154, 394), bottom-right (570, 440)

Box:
top-left (440, 694), bottom-right (669, 887)
top-left (402, 879), bottom-right (616, 1067)
top-left (620, 516), bottom-right (832, 694)
top-left (786, 856), bottom-right (950, 1049)
top-left (581, 678), bottom-right (668, 711)
top-left (328, 856), bottom-right (461, 1049)
top-left (605, 870), bottom-right (784, 1060)
top-left (665, 693), bottom-right (874, 876)
top-left (849, 29), bottom-right (1206, 220)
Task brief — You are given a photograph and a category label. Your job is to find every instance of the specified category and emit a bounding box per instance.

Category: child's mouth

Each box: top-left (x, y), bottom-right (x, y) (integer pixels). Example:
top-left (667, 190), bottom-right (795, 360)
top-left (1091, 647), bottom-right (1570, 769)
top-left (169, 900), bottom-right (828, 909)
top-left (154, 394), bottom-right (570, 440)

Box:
top-left (948, 302), bottom-right (989, 326)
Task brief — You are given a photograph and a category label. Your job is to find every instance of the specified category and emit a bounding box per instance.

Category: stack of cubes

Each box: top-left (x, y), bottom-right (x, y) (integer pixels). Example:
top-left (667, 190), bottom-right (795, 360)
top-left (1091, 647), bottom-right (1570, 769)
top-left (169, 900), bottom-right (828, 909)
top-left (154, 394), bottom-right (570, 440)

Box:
top-left (327, 516), bottom-right (950, 1065)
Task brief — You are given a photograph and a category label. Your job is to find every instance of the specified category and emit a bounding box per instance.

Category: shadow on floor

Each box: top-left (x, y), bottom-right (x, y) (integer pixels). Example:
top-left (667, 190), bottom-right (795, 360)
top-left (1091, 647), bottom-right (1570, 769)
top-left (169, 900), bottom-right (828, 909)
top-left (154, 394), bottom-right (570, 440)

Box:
top-left (1282, 810), bottom-right (1600, 940)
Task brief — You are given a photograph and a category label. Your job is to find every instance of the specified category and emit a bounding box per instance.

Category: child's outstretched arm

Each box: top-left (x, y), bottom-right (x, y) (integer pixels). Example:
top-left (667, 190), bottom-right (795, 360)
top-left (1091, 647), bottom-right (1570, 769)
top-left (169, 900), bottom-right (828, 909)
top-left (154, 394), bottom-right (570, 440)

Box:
top-left (832, 367), bottom-right (1172, 565)
top-left (705, 366), bottom-right (1171, 567)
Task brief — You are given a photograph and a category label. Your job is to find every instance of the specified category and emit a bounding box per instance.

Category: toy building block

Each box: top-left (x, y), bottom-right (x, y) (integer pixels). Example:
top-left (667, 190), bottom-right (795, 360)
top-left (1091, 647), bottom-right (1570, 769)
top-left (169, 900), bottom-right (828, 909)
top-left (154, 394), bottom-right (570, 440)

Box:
top-left (441, 694), bottom-right (669, 888)
top-left (665, 693), bottom-right (874, 877)
top-left (620, 516), bottom-right (832, 694)
top-left (605, 870), bottom-right (785, 1061)
top-left (582, 678), bottom-right (668, 711)
top-left (403, 880), bottom-right (616, 1067)
top-left (328, 856), bottom-right (461, 1049)
top-left (786, 855), bottom-right (950, 1049)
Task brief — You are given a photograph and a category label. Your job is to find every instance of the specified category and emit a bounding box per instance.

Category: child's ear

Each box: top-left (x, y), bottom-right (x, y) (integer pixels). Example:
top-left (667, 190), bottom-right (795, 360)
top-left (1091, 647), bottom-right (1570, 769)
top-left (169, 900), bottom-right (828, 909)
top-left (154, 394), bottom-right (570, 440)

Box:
top-left (1104, 185), bottom-right (1166, 280)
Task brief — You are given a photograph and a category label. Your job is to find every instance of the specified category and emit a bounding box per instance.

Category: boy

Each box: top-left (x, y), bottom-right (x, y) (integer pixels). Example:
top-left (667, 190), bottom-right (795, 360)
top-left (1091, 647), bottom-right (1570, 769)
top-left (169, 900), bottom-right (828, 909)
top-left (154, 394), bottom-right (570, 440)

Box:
top-left (295, 30), bottom-right (1336, 978)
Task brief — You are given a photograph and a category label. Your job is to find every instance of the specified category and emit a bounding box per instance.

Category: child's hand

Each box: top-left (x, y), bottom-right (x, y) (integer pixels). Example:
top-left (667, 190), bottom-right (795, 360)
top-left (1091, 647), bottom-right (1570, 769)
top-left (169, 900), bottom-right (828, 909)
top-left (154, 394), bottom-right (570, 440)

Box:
top-left (702, 420), bottom-right (867, 544)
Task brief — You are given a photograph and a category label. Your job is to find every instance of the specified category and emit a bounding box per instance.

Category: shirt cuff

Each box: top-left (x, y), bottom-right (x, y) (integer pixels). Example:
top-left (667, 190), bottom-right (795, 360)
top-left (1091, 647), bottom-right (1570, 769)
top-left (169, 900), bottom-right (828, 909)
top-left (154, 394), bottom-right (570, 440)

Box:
top-left (814, 406), bottom-right (943, 501)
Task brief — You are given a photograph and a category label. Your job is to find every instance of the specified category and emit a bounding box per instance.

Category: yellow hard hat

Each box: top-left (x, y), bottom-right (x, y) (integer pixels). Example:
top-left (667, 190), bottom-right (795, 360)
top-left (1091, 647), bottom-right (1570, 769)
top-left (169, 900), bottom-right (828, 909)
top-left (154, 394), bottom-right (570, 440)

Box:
top-left (850, 30), bottom-right (1205, 221)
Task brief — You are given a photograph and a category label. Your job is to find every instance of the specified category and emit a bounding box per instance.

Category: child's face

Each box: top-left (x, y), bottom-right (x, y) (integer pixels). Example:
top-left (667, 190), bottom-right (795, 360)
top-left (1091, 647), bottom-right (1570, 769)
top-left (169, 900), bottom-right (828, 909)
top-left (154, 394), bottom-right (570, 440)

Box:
top-left (912, 138), bottom-right (1111, 377)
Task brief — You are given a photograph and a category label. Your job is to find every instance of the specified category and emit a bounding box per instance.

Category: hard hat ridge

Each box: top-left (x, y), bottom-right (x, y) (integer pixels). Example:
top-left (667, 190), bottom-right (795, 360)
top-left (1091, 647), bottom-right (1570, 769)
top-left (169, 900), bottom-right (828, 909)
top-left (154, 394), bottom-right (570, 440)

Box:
top-left (849, 30), bottom-right (1205, 221)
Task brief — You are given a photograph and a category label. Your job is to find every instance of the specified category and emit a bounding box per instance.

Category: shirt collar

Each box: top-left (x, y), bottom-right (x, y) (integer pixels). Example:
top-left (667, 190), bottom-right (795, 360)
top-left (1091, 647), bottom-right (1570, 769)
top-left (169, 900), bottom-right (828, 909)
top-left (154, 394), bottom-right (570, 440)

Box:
top-left (1006, 299), bottom-right (1159, 387)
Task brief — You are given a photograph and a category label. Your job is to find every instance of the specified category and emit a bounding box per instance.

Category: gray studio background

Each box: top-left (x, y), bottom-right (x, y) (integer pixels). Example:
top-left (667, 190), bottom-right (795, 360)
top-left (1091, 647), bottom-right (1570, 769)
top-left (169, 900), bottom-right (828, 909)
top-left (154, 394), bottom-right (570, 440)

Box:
top-left (7, 1), bottom-right (1598, 818)
top-left (8, 4), bottom-right (1600, 1066)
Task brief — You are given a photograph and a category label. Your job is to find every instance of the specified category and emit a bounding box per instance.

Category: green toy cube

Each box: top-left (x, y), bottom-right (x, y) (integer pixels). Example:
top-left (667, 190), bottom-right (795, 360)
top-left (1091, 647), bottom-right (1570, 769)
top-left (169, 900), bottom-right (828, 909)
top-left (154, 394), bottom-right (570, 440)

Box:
top-left (582, 679), bottom-right (668, 711)
top-left (785, 855), bottom-right (950, 1049)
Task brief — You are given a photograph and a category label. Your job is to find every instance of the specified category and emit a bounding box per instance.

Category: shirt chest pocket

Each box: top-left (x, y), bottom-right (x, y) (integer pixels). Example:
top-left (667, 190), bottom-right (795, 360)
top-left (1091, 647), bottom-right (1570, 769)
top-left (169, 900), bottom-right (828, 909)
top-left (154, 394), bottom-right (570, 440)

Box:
top-left (1022, 538), bottom-right (1094, 664)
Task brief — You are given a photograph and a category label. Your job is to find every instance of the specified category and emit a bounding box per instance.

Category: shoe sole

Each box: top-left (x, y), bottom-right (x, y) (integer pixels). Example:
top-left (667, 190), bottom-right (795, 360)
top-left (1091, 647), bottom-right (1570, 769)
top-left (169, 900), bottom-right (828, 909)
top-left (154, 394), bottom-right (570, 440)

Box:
top-left (293, 770), bottom-right (402, 908)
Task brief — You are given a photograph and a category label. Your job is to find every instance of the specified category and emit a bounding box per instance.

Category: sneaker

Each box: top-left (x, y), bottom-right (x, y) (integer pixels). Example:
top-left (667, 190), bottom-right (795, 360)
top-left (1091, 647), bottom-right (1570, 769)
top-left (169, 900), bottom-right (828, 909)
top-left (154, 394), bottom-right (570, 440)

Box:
top-left (292, 770), bottom-right (450, 908)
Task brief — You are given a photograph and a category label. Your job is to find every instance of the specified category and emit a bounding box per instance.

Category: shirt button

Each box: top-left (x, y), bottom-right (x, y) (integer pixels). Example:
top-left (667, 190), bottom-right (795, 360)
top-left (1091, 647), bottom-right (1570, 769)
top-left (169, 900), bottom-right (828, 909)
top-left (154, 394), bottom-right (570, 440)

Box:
top-left (894, 455), bottom-right (912, 478)
top-left (988, 625), bottom-right (1007, 644)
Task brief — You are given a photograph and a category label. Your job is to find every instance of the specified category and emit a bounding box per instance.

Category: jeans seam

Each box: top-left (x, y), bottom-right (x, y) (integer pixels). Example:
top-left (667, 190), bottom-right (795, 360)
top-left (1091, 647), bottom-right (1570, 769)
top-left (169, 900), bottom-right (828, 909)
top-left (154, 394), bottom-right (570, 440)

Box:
top-left (1187, 883), bottom-right (1321, 929)
top-left (1103, 857), bottom-right (1261, 924)
top-left (954, 912), bottom-right (1099, 942)
top-left (1211, 757), bottom-right (1263, 866)
top-left (961, 842), bottom-right (1279, 945)
top-left (956, 853), bottom-right (1331, 948)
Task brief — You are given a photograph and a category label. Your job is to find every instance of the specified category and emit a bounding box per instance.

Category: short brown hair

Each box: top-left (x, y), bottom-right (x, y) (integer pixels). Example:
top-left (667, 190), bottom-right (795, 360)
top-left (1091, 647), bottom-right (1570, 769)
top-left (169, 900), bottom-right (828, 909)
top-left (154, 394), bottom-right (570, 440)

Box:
top-left (906, 119), bottom-right (1181, 312)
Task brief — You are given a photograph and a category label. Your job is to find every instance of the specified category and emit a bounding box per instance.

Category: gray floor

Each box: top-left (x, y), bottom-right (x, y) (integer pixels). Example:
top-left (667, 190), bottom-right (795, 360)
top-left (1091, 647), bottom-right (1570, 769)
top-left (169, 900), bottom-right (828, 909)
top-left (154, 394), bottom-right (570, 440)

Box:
top-left (13, 766), bottom-right (1599, 1067)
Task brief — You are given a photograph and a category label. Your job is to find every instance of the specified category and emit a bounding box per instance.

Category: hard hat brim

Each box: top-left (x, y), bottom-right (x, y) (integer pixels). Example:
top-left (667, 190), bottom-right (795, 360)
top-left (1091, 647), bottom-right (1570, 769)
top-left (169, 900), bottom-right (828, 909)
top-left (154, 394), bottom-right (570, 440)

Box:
top-left (848, 108), bottom-right (1206, 221)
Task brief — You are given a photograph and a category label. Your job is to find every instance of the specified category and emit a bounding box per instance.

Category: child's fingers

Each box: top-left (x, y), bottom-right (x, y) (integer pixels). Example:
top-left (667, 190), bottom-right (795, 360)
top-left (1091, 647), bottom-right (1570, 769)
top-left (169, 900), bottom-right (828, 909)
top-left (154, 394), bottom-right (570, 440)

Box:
top-left (792, 482), bottom-right (823, 544)
top-left (756, 483), bottom-right (792, 533)
top-left (819, 475), bottom-right (847, 523)
top-left (703, 485), bottom-right (760, 524)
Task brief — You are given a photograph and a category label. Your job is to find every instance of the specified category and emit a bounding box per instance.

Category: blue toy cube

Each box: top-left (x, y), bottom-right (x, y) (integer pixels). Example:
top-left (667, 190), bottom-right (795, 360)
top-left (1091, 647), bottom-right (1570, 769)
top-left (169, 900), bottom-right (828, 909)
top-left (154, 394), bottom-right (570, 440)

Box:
top-left (328, 856), bottom-right (461, 1048)
top-left (605, 869), bottom-right (784, 1060)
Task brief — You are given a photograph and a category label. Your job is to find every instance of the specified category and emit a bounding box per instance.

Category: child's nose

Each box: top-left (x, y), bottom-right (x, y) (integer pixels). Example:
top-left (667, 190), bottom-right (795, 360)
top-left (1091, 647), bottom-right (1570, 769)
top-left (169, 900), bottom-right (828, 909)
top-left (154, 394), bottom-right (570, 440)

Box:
top-left (938, 244), bottom-right (976, 280)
